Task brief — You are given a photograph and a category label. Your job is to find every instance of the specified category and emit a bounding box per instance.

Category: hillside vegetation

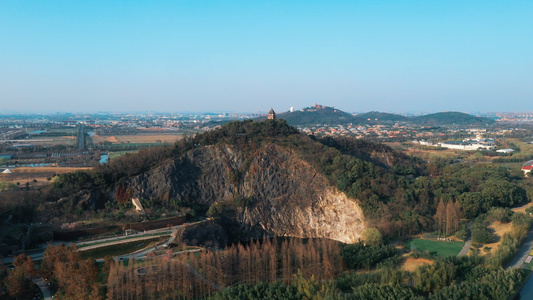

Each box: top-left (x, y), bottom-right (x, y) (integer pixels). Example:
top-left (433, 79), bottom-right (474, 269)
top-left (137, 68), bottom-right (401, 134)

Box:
top-left (354, 111), bottom-right (409, 123)
top-left (412, 111), bottom-right (495, 126)
top-left (36, 119), bottom-right (526, 241)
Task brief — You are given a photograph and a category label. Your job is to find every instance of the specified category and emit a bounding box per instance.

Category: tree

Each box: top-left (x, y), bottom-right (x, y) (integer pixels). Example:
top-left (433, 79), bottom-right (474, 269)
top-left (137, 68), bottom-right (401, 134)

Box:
top-left (446, 201), bottom-right (459, 236)
top-left (6, 253), bottom-right (35, 297)
top-left (7, 268), bottom-right (31, 298)
top-left (434, 199), bottom-right (446, 235)
top-left (361, 228), bottom-right (382, 245)
top-left (41, 244), bottom-right (101, 299)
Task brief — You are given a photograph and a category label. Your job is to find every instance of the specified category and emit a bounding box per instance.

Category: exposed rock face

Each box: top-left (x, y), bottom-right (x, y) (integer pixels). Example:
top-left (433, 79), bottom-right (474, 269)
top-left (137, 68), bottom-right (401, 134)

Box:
top-left (174, 222), bottom-right (228, 249)
top-left (128, 144), bottom-right (365, 243)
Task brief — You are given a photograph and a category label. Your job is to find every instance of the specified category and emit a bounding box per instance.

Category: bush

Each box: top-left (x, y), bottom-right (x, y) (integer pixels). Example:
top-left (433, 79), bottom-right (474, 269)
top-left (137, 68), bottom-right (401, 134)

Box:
top-left (454, 226), bottom-right (467, 241)
top-left (525, 206), bottom-right (533, 215)
top-left (486, 207), bottom-right (512, 223)
top-left (341, 243), bottom-right (397, 270)
top-left (471, 227), bottom-right (494, 244)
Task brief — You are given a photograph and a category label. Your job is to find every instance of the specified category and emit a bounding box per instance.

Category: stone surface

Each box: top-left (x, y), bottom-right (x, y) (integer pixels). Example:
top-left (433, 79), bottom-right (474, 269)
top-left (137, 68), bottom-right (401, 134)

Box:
top-left (127, 144), bottom-right (365, 243)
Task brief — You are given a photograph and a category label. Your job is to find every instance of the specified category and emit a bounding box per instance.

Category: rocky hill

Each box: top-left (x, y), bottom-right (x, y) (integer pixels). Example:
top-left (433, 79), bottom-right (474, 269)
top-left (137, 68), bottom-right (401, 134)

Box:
top-left (44, 119), bottom-right (428, 242)
top-left (127, 143), bottom-right (365, 243)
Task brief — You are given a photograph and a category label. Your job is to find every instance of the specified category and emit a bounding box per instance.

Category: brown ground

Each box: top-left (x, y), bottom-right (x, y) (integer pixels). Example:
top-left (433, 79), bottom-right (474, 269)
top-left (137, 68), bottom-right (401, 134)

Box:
top-left (92, 134), bottom-right (181, 144)
top-left (0, 167), bottom-right (93, 187)
top-left (480, 221), bottom-right (514, 256)
top-left (512, 202), bottom-right (533, 214)
top-left (401, 258), bottom-right (434, 272)
top-left (25, 136), bottom-right (76, 146)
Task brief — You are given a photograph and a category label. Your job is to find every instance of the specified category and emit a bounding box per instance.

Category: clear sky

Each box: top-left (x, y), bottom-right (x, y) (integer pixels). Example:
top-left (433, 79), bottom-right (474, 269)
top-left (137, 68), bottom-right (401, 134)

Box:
top-left (1, 1), bottom-right (532, 114)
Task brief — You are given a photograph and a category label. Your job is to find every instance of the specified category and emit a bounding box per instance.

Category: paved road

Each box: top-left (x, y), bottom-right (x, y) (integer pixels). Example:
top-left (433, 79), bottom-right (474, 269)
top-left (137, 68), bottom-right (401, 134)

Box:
top-left (78, 233), bottom-right (171, 252)
top-left (33, 276), bottom-right (52, 300)
top-left (74, 227), bottom-right (173, 248)
top-left (2, 223), bottom-right (191, 264)
top-left (3, 220), bottom-right (208, 265)
top-left (457, 221), bottom-right (472, 257)
top-left (506, 228), bottom-right (533, 269)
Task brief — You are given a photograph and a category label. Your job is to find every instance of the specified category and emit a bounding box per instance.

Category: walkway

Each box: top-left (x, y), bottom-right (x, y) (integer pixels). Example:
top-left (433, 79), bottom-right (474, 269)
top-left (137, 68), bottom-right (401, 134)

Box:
top-left (506, 228), bottom-right (533, 269)
top-left (33, 276), bottom-right (52, 300)
top-left (457, 221), bottom-right (472, 257)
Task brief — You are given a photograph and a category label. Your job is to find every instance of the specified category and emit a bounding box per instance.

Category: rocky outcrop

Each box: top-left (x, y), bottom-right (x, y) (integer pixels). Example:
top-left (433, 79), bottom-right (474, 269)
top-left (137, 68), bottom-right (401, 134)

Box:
top-left (174, 222), bottom-right (228, 249)
top-left (127, 144), bottom-right (365, 244)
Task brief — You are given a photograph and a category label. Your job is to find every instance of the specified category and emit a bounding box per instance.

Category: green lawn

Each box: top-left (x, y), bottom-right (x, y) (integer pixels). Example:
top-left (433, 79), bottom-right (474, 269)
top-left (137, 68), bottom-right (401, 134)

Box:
top-left (522, 260), bottom-right (533, 270)
top-left (407, 239), bottom-right (464, 257)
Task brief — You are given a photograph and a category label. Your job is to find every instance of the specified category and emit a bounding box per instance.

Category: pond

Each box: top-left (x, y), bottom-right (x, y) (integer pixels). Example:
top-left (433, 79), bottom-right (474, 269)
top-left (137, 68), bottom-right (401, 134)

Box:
top-left (99, 154), bottom-right (109, 164)
top-left (29, 130), bottom-right (46, 135)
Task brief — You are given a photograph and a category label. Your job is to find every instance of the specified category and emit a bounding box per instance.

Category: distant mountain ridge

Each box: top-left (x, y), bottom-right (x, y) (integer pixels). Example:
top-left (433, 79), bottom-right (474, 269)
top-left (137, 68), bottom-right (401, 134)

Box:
top-left (265, 105), bottom-right (494, 126)
top-left (411, 111), bottom-right (495, 125)
top-left (354, 111), bottom-right (409, 123)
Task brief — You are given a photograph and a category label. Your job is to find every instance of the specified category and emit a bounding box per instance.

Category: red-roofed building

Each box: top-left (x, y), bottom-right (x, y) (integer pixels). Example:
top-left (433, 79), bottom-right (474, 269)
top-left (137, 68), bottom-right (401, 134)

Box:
top-left (522, 160), bottom-right (533, 177)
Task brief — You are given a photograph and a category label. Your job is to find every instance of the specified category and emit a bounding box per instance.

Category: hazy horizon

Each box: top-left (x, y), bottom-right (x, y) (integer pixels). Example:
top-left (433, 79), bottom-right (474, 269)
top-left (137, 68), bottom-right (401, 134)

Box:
top-left (1, 1), bottom-right (532, 114)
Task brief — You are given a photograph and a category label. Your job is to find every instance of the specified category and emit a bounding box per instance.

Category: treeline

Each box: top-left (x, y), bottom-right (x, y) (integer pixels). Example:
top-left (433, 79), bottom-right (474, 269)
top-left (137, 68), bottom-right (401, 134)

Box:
top-left (433, 199), bottom-right (461, 236)
top-left (211, 255), bottom-right (526, 300)
top-left (41, 244), bottom-right (101, 299)
top-left (6, 235), bottom-right (528, 300)
top-left (107, 237), bottom-right (343, 299)
top-left (3, 244), bottom-right (101, 299)
top-left (487, 212), bottom-right (531, 267)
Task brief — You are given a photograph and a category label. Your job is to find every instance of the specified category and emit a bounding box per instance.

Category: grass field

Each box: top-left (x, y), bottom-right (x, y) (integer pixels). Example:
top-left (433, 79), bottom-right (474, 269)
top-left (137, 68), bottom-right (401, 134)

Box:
top-left (108, 151), bottom-right (138, 160)
top-left (407, 239), bottom-right (464, 257)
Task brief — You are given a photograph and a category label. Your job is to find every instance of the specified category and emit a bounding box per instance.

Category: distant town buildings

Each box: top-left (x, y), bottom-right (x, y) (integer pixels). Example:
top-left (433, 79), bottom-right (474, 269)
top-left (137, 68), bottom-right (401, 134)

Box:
top-left (496, 149), bottom-right (515, 154)
top-left (413, 137), bottom-right (496, 151)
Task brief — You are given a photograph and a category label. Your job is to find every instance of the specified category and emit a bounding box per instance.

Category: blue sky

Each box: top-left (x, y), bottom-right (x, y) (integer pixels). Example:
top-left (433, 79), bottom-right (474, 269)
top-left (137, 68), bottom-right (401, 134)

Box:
top-left (1, 1), bottom-right (532, 114)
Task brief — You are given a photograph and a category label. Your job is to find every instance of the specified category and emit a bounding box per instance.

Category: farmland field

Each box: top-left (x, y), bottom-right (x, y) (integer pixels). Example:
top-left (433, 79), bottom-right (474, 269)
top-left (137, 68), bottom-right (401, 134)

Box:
top-left (91, 134), bottom-right (182, 144)
top-left (0, 166), bottom-right (93, 187)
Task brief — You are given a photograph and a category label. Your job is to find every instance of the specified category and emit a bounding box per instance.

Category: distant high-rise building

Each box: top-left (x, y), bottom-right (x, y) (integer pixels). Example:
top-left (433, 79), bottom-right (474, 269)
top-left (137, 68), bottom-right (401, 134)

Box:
top-left (267, 108), bottom-right (276, 120)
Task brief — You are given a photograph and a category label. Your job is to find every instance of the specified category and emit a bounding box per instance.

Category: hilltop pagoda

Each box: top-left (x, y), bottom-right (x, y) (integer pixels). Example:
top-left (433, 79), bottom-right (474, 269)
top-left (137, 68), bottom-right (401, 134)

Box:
top-left (267, 108), bottom-right (276, 120)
